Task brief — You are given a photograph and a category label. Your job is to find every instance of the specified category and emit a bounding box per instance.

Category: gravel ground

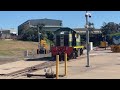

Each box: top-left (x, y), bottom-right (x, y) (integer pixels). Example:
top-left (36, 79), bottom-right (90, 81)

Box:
top-left (0, 53), bottom-right (52, 65)
top-left (0, 56), bottom-right (20, 65)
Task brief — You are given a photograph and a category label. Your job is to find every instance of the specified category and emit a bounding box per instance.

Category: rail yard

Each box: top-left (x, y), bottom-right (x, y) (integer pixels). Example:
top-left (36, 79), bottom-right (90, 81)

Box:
top-left (0, 47), bottom-right (120, 79)
top-left (1, 11), bottom-right (120, 79)
top-left (0, 27), bottom-right (120, 79)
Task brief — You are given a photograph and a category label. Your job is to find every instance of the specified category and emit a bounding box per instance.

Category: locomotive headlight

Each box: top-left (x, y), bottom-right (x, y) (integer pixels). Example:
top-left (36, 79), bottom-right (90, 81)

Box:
top-left (60, 31), bottom-right (64, 34)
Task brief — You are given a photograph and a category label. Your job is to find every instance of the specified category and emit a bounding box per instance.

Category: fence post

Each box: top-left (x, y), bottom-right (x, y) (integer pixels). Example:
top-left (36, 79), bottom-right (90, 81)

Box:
top-left (56, 55), bottom-right (59, 79)
top-left (24, 50), bottom-right (28, 57)
top-left (64, 53), bottom-right (67, 76)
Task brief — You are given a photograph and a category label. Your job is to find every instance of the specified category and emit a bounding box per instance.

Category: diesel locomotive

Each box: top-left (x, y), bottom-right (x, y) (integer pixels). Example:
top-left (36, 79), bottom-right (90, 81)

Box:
top-left (51, 27), bottom-right (84, 60)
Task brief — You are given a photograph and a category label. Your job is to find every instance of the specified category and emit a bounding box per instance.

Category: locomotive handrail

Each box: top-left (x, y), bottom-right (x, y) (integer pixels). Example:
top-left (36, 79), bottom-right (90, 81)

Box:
top-left (73, 46), bottom-right (84, 49)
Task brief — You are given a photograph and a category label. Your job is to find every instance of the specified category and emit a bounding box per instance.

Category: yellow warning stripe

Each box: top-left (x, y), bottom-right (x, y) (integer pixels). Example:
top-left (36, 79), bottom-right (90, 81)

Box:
top-left (73, 46), bottom-right (84, 49)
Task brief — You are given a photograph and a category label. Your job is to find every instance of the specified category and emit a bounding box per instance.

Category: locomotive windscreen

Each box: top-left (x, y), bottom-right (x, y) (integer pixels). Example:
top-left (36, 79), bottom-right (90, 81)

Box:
top-left (56, 35), bottom-right (60, 46)
top-left (72, 31), bottom-right (76, 46)
top-left (55, 34), bottom-right (69, 46)
top-left (64, 35), bottom-right (69, 46)
top-left (54, 27), bottom-right (78, 46)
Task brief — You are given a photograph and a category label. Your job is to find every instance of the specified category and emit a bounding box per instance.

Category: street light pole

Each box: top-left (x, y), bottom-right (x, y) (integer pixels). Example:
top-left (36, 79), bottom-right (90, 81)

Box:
top-left (105, 35), bottom-right (106, 50)
top-left (37, 25), bottom-right (41, 52)
top-left (37, 24), bottom-right (45, 53)
top-left (85, 11), bottom-right (90, 67)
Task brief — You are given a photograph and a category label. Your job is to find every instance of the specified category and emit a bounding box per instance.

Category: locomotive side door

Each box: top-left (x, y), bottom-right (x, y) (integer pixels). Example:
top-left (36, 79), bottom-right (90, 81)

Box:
top-left (72, 31), bottom-right (76, 46)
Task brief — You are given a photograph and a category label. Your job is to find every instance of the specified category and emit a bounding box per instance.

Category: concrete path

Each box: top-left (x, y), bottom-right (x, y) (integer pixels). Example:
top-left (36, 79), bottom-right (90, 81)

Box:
top-left (0, 60), bottom-right (46, 75)
top-left (1, 48), bottom-right (120, 79)
top-left (27, 49), bottom-right (120, 79)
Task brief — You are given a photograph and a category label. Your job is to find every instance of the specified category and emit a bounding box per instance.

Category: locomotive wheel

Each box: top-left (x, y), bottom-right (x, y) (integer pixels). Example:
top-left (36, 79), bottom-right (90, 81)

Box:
top-left (37, 49), bottom-right (39, 54)
top-left (76, 50), bottom-right (78, 57)
top-left (80, 48), bottom-right (83, 55)
top-left (72, 52), bottom-right (77, 59)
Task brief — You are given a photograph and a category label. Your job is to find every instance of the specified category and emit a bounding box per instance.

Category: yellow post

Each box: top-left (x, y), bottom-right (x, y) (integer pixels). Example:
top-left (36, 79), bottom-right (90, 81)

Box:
top-left (64, 53), bottom-right (67, 76)
top-left (56, 55), bottom-right (59, 79)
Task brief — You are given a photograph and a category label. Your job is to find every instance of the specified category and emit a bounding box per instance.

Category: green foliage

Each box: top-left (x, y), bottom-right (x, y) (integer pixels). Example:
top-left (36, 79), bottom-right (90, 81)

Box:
top-left (101, 22), bottom-right (120, 35)
top-left (100, 22), bottom-right (120, 45)
top-left (46, 31), bottom-right (54, 41)
top-left (20, 28), bottom-right (38, 42)
top-left (110, 32), bottom-right (120, 37)
top-left (80, 33), bottom-right (102, 47)
top-left (20, 26), bottom-right (55, 47)
top-left (20, 24), bottom-right (49, 42)
top-left (41, 31), bottom-right (54, 46)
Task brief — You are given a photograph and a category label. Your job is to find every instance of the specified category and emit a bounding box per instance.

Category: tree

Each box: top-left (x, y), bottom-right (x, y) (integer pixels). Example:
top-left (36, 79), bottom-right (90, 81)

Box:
top-left (20, 24), bottom-right (48, 41)
top-left (38, 24), bottom-right (47, 40)
top-left (100, 22), bottom-right (119, 45)
top-left (46, 31), bottom-right (54, 41)
top-left (20, 27), bottom-right (38, 41)
top-left (101, 22), bottom-right (119, 35)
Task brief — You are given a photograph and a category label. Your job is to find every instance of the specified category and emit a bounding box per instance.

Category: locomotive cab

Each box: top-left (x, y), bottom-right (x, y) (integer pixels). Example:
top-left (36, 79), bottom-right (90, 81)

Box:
top-left (51, 27), bottom-right (84, 60)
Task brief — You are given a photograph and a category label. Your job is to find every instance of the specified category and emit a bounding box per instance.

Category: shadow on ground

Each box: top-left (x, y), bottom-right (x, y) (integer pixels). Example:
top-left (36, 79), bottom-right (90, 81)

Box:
top-left (106, 51), bottom-right (120, 53)
top-left (25, 56), bottom-right (52, 61)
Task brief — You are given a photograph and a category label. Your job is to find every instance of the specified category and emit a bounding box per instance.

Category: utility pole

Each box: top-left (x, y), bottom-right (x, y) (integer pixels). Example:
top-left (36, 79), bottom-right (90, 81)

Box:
top-left (85, 11), bottom-right (91, 67)
top-left (105, 35), bottom-right (106, 50)
top-left (37, 25), bottom-right (41, 51)
top-left (37, 24), bottom-right (45, 53)
top-left (30, 24), bottom-right (45, 54)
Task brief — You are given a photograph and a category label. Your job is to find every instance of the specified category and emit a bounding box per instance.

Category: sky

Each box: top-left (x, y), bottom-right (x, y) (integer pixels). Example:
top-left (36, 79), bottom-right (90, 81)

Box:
top-left (0, 11), bottom-right (120, 31)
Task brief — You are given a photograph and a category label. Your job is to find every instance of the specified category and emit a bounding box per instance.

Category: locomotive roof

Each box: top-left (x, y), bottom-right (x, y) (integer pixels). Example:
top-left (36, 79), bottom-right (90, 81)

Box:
top-left (54, 27), bottom-right (77, 33)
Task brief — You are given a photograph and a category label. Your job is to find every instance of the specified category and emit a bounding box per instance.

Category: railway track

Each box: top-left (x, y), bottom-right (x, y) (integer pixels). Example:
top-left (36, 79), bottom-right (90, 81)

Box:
top-left (5, 61), bottom-right (56, 79)
top-left (2, 60), bottom-right (65, 79)
top-left (0, 52), bottom-right (105, 79)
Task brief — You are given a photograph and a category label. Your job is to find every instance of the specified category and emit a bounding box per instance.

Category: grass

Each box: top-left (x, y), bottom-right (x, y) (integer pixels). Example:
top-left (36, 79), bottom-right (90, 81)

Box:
top-left (110, 32), bottom-right (120, 37)
top-left (0, 50), bottom-right (14, 56)
top-left (0, 40), bottom-right (38, 58)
